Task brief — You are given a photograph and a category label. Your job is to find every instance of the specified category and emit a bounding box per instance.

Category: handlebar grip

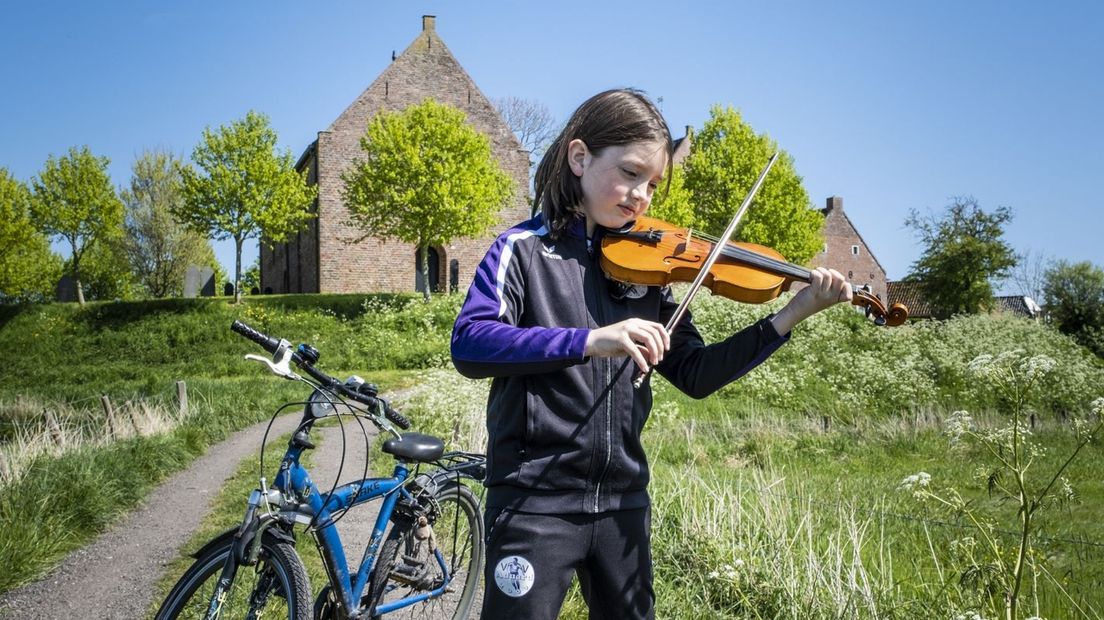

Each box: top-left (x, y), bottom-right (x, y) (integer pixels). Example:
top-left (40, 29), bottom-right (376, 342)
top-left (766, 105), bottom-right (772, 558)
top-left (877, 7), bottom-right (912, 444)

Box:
top-left (384, 404), bottom-right (412, 430)
top-left (230, 320), bottom-right (281, 354)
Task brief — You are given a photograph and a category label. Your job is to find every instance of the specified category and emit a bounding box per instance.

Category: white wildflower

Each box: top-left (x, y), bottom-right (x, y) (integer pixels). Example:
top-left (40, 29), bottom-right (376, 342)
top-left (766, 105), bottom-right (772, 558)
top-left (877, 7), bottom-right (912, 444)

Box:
top-left (1059, 477), bottom-right (1076, 502)
top-left (1022, 355), bottom-right (1057, 381)
top-left (967, 354), bottom-right (995, 377)
top-left (899, 472), bottom-right (932, 491)
top-left (1091, 397), bottom-right (1104, 417)
top-left (945, 410), bottom-right (975, 444)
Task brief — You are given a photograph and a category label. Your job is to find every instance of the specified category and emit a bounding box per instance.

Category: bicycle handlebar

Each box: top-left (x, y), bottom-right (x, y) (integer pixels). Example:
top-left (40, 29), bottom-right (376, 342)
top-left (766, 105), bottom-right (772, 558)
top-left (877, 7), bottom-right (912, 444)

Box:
top-left (230, 320), bottom-right (411, 430)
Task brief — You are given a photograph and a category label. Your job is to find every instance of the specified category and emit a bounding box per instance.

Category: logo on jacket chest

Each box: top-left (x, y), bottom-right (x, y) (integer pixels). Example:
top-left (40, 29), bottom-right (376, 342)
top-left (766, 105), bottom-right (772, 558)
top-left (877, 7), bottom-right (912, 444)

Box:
top-left (540, 243), bottom-right (562, 260)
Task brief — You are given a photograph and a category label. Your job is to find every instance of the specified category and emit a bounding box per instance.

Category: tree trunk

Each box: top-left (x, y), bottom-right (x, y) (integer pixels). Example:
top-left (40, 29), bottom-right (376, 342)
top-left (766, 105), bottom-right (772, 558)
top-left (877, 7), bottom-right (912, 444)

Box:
top-left (72, 243), bottom-right (86, 306)
top-left (234, 237), bottom-right (243, 304)
top-left (420, 244), bottom-right (431, 303)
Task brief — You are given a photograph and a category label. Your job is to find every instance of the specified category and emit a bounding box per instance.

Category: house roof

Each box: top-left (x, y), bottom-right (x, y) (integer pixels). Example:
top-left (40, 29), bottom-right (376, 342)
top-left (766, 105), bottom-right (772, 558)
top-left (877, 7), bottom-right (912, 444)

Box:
top-left (886, 280), bottom-right (932, 318)
top-left (886, 282), bottom-right (1042, 320)
top-left (995, 295), bottom-right (1042, 318)
top-left (671, 126), bottom-right (692, 166)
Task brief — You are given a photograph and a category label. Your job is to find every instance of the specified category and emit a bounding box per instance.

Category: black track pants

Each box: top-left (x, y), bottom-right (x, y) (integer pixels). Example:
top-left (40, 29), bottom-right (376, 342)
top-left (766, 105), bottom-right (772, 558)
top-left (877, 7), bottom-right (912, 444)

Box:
top-left (479, 506), bottom-right (654, 619)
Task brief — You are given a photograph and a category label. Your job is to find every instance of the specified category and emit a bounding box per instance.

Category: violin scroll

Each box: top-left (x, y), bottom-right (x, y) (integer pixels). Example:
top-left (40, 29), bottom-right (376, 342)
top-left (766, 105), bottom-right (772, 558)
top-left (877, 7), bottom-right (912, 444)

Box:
top-left (851, 289), bottom-right (908, 327)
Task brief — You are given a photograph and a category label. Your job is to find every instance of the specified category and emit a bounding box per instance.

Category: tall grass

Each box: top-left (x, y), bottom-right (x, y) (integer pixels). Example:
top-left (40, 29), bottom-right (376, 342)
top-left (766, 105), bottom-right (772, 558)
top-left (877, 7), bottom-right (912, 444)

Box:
top-left (0, 394), bottom-right (189, 487)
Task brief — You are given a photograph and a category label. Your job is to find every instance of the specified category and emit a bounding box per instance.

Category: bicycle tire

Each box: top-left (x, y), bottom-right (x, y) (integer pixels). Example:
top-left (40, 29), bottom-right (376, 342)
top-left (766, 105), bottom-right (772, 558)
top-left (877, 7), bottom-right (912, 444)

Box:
top-left (365, 482), bottom-right (484, 620)
top-left (155, 532), bottom-right (312, 620)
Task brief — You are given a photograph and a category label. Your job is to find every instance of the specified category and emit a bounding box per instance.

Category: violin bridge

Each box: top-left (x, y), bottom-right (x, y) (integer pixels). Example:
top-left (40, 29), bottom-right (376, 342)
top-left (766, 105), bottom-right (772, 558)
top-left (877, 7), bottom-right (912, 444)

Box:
top-left (677, 228), bottom-right (693, 255)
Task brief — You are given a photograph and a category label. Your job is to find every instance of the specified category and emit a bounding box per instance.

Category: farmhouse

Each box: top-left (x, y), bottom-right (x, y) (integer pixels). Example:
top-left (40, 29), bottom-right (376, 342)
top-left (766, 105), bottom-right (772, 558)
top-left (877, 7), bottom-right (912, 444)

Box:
top-left (810, 196), bottom-right (888, 302)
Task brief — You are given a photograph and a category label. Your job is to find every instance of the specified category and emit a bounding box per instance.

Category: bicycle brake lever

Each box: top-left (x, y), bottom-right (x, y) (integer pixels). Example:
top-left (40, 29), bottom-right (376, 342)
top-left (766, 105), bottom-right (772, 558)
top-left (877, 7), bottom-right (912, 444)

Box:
top-left (244, 340), bottom-right (299, 379)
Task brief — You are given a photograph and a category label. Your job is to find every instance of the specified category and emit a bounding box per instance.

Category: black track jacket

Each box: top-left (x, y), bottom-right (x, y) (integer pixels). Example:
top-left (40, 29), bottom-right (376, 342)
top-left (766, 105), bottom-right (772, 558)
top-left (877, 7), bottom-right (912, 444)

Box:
top-left (451, 215), bottom-right (789, 514)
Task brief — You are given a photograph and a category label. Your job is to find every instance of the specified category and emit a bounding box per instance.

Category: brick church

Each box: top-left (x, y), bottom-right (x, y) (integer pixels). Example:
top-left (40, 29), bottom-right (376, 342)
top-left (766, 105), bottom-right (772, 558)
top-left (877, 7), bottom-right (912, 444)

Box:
top-left (261, 16), bottom-right (530, 295)
top-left (261, 16), bottom-right (890, 301)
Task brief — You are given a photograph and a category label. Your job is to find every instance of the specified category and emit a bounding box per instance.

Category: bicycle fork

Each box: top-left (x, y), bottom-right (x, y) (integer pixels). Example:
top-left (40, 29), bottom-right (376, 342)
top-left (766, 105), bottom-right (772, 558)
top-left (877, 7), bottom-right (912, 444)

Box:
top-left (203, 482), bottom-right (286, 620)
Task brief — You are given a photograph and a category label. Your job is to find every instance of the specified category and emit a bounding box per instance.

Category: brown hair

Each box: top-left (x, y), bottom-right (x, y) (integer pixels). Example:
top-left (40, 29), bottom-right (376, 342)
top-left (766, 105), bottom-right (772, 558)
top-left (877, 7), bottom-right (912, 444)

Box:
top-left (533, 89), bottom-right (673, 239)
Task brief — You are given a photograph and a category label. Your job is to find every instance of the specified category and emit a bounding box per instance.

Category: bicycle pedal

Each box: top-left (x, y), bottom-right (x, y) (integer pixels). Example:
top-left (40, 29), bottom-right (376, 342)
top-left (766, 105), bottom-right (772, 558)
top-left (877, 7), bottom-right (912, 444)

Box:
top-left (400, 554), bottom-right (427, 569)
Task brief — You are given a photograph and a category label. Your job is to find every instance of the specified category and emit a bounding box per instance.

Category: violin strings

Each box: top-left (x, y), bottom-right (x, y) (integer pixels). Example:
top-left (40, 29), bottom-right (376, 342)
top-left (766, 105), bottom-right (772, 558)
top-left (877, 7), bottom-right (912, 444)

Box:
top-left (681, 228), bottom-right (810, 281)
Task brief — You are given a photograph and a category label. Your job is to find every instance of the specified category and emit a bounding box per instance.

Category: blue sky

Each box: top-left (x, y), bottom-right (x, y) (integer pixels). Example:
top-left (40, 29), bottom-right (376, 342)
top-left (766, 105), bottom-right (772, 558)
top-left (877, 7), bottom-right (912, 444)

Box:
top-left (3, 1), bottom-right (1101, 293)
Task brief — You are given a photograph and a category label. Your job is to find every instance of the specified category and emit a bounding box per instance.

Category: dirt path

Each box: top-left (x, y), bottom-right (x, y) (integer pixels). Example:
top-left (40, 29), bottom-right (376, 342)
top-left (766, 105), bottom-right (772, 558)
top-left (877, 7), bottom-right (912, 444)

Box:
top-left (0, 413), bottom-right (382, 619)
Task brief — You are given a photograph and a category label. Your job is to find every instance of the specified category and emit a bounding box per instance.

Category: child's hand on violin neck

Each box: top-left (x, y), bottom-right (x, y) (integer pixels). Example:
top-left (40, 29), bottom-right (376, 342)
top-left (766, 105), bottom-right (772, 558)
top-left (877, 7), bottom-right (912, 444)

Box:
top-left (772, 267), bottom-right (852, 334)
top-left (798, 267), bottom-right (853, 312)
top-left (585, 318), bottom-right (671, 372)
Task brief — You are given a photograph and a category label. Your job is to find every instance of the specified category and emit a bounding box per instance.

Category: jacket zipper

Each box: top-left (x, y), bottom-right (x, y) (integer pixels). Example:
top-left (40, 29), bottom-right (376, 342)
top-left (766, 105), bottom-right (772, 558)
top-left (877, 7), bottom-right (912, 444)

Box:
top-left (593, 360), bottom-right (613, 513)
top-left (590, 239), bottom-right (613, 513)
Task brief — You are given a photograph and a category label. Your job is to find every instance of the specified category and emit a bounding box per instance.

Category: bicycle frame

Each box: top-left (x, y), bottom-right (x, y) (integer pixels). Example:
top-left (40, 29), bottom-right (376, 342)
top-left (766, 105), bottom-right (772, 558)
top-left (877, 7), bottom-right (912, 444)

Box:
top-left (188, 322), bottom-right (483, 620)
top-left (266, 421), bottom-right (458, 618)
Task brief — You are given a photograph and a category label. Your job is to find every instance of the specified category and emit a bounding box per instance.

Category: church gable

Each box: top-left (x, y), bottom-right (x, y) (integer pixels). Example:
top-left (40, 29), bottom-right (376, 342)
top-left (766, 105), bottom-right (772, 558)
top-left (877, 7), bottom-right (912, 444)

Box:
top-left (812, 196), bottom-right (889, 302)
top-left (262, 16), bottom-right (530, 295)
top-left (325, 16), bottom-right (521, 157)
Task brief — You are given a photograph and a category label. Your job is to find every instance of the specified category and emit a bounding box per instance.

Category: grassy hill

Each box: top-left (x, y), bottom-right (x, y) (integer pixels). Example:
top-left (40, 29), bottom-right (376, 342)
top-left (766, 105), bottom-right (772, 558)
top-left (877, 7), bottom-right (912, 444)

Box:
top-left (2, 293), bottom-right (1102, 617)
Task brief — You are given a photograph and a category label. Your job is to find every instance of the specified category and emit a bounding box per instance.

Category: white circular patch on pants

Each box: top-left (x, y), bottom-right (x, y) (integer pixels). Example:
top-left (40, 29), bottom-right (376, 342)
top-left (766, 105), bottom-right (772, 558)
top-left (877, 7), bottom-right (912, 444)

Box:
top-left (493, 555), bottom-right (535, 597)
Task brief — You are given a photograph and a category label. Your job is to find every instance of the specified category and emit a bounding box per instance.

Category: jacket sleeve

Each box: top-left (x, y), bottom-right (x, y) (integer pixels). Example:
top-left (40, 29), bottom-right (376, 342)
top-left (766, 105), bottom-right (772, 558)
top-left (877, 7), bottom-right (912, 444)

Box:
top-left (451, 232), bottom-right (589, 379)
top-left (654, 287), bottom-right (789, 399)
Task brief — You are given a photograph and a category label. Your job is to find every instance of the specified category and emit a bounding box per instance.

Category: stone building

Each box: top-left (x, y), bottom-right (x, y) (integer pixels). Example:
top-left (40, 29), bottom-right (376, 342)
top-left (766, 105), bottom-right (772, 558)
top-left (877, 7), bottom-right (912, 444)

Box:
top-left (810, 196), bottom-right (889, 302)
top-left (261, 16), bottom-right (530, 295)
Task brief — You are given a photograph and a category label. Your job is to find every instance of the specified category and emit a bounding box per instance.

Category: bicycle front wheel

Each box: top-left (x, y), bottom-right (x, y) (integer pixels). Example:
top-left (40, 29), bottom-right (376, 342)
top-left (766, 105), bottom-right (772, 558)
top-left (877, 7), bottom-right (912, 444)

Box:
top-left (155, 532), bottom-right (311, 620)
top-left (366, 482), bottom-right (484, 620)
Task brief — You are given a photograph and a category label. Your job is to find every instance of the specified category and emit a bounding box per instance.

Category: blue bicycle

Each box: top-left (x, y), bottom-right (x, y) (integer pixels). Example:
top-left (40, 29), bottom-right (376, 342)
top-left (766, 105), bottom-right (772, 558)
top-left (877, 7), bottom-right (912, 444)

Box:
top-left (155, 320), bottom-right (486, 620)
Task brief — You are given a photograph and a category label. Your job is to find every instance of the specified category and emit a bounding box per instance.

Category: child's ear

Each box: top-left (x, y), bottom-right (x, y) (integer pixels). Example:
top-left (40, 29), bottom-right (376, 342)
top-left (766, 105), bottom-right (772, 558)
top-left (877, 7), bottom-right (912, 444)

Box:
top-left (567, 139), bottom-right (588, 177)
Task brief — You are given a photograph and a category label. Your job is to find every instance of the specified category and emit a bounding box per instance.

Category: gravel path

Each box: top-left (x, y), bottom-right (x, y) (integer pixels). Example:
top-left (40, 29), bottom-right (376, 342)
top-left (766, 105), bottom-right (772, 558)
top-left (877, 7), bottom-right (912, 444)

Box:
top-left (0, 412), bottom-right (382, 619)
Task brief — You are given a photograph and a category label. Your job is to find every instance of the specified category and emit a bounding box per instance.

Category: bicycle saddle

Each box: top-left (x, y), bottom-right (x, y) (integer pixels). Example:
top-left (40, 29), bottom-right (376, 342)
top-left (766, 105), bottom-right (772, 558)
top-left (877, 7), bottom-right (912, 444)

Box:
top-left (382, 432), bottom-right (446, 462)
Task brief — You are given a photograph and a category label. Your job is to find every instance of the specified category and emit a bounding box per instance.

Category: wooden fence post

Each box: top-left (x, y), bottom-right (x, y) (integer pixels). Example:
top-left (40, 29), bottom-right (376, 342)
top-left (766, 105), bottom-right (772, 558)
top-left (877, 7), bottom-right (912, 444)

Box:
top-left (821, 415), bottom-right (832, 433)
top-left (125, 401), bottom-right (142, 436)
top-left (101, 395), bottom-right (117, 439)
top-left (176, 380), bottom-right (188, 418)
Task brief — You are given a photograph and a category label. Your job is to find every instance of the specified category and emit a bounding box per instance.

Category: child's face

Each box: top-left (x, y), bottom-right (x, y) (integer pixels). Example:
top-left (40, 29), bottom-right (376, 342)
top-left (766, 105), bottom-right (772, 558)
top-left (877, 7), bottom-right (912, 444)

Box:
top-left (568, 139), bottom-right (667, 235)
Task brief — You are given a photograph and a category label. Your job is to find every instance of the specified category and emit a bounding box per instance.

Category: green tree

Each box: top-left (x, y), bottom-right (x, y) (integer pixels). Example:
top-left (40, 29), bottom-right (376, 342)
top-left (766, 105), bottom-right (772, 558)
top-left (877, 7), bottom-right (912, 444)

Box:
top-left (905, 196), bottom-right (1017, 319)
top-left (647, 163), bottom-right (696, 228)
top-left (176, 111), bottom-right (316, 303)
top-left (241, 256), bottom-right (261, 295)
top-left (121, 150), bottom-right (219, 298)
top-left (74, 232), bottom-right (138, 301)
top-left (0, 168), bottom-right (62, 301)
top-left (29, 146), bottom-right (125, 305)
top-left (343, 98), bottom-right (514, 302)
top-left (683, 106), bottom-right (823, 263)
top-left (1042, 260), bottom-right (1104, 357)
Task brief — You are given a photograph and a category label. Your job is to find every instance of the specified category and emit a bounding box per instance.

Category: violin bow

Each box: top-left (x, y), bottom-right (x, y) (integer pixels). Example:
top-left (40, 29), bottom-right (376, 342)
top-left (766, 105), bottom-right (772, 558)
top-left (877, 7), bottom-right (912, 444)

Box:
top-left (633, 152), bottom-right (779, 389)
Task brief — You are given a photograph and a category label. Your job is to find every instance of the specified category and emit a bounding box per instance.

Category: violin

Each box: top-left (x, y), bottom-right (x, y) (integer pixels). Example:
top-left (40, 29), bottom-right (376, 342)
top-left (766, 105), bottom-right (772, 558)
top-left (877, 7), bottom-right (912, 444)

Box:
top-left (600, 215), bottom-right (909, 327)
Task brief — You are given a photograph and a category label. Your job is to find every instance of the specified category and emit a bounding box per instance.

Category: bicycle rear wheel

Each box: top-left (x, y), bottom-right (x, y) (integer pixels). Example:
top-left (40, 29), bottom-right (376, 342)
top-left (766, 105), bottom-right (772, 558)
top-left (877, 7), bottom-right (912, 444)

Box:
top-left (155, 533), bottom-right (311, 620)
top-left (365, 482), bottom-right (484, 619)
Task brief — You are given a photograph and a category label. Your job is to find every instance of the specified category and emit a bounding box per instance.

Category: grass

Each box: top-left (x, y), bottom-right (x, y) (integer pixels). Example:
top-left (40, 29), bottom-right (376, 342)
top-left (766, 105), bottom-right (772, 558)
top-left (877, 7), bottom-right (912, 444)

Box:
top-left (4, 292), bottom-right (1104, 617)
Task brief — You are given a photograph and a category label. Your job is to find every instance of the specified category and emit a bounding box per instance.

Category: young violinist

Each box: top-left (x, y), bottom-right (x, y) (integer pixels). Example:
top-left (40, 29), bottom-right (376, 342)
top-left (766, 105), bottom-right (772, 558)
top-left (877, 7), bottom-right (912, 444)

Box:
top-left (451, 88), bottom-right (852, 619)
